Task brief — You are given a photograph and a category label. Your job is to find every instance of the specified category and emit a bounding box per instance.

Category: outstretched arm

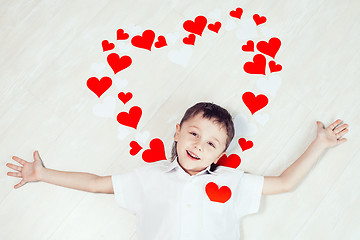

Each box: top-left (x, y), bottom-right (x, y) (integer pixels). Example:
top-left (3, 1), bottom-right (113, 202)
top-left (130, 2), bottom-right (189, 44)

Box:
top-left (262, 119), bottom-right (349, 195)
top-left (6, 151), bottom-right (113, 194)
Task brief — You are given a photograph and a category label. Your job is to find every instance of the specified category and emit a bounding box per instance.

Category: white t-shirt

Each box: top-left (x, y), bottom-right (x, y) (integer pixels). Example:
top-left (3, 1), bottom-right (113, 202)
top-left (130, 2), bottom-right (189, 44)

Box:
top-left (112, 158), bottom-right (264, 240)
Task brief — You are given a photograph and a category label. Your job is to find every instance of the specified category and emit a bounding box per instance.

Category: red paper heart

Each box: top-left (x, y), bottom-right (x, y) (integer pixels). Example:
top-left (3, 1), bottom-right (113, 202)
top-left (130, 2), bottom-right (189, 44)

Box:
top-left (253, 14), bottom-right (267, 25)
top-left (243, 54), bottom-right (266, 75)
top-left (117, 106), bottom-right (142, 129)
top-left (205, 182), bottom-right (232, 203)
top-left (131, 29), bottom-right (155, 51)
top-left (118, 92), bottom-right (133, 104)
top-left (129, 141), bottom-right (142, 156)
top-left (86, 76), bottom-right (112, 98)
top-left (117, 29), bottom-right (129, 40)
top-left (107, 53), bottom-right (132, 74)
top-left (183, 16), bottom-right (207, 36)
top-left (183, 34), bottom-right (196, 45)
top-left (207, 21), bottom-right (221, 33)
top-left (217, 154), bottom-right (241, 169)
top-left (242, 91), bottom-right (269, 115)
top-left (241, 40), bottom-right (254, 52)
top-left (256, 37), bottom-right (281, 59)
top-left (238, 138), bottom-right (253, 151)
top-left (229, 8), bottom-right (243, 19)
top-left (154, 35), bottom-right (167, 48)
top-left (101, 40), bottom-right (115, 52)
top-left (269, 61), bottom-right (282, 73)
top-left (142, 138), bottom-right (167, 163)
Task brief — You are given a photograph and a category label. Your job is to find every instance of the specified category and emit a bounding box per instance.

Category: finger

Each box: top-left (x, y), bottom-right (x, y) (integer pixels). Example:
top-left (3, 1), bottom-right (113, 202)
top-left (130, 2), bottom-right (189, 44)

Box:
top-left (7, 172), bottom-right (22, 178)
top-left (336, 128), bottom-right (349, 139)
top-left (328, 119), bottom-right (342, 130)
top-left (12, 156), bottom-right (27, 166)
top-left (337, 138), bottom-right (347, 145)
top-left (334, 124), bottom-right (348, 134)
top-left (14, 180), bottom-right (27, 189)
top-left (6, 163), bottom-right (22, 172)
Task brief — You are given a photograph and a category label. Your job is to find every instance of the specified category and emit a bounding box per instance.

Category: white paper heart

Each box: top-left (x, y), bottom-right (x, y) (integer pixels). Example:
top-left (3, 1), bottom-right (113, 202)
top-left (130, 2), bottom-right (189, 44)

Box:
top-left (254, 113), bottom-right (269, 126)
top-left (135, 131), bottom-right (150, 144)
top-left (235, 18), bottom-right (258, 40)
top-left (113, 78), bottom-right (129, 91)
top-left (117, 125), bottom-right (131, 140)
top-left (117, 42), bottom-right (132, 54)
top-left (165, 32), bottom-right (180, 46)
top-left (126, 24), bottom-right (142, 35)
top-left (168, 46), bottom-right (192, 67)
top-left (256, 75), bottom-right (282, 96)
top-left (260, 26), bottom-right (278, 39)
top-left (93, 96), bottom-right (116, 118)
top-left (233, 113), bottom-right (258, 137)
top-left (225, 19), bottom-right (237, 31)
top-left (227, 114), bottom-right (258, 152)
top-left (208, 8), bottom-right (221, 20)
top-left (91, 62), bottom-right (106, 75)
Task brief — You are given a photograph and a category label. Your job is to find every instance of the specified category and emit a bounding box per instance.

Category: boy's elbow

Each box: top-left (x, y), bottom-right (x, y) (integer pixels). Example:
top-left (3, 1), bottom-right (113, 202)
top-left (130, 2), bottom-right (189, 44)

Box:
top-left (92, 175), bottom-right (114, 194)
top-left (284, 182), bottom-right (295, 192)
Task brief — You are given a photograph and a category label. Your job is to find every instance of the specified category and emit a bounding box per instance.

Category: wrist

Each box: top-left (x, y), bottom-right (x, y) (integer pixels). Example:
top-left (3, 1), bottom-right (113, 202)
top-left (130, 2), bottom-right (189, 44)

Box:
top-left (37, 167), bottom-right (47, 181)
top-left (312, 138), bottom-right (328, 151)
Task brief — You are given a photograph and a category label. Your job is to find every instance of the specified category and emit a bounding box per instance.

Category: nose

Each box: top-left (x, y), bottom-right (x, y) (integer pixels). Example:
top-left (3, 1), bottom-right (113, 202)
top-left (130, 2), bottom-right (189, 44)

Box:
top-left (193, 140), bottom-right (203, 152)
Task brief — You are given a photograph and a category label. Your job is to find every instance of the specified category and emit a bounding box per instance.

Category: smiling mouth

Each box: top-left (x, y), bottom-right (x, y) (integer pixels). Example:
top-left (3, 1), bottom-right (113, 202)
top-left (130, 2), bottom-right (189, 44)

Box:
top-left (186, 150), bottom-right (200, 160)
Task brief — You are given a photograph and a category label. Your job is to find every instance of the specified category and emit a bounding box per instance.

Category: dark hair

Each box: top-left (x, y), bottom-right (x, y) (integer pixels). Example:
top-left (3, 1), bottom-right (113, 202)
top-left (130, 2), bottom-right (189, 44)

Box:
top-left (171, 102), bottom-right (235, 171)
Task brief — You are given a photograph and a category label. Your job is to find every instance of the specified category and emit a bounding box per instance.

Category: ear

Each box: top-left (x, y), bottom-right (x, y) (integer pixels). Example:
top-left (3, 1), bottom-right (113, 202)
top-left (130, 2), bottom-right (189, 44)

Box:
top-left (174, 123), bottom-right (181, 142)
top-left (214, 151), bottom-right (226, 164)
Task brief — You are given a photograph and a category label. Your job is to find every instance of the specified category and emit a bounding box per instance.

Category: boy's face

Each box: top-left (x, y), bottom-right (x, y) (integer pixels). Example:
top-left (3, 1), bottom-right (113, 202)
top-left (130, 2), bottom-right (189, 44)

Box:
top-left (174, 113), bottom-right (227, 176)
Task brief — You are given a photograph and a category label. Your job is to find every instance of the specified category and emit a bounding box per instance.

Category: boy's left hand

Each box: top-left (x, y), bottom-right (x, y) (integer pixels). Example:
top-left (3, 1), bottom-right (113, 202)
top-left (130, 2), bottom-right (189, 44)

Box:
top-left (315, 119), bottom-right (349, 149)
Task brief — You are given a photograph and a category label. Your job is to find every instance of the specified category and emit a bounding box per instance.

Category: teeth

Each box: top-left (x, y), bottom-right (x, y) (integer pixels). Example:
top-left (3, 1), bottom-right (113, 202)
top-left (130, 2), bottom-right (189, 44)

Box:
top-left (187, 150), bottom-right (200, 159)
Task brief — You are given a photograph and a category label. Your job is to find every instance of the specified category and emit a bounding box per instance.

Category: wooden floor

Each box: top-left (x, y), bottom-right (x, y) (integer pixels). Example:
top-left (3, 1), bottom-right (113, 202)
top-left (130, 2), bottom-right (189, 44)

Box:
top-left (1, 0), bottom-right (359, 239)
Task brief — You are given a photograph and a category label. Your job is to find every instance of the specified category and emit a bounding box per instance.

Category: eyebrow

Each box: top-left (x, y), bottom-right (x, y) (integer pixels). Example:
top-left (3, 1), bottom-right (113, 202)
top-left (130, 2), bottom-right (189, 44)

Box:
top-left (189, 125), bottom-right (221, 145)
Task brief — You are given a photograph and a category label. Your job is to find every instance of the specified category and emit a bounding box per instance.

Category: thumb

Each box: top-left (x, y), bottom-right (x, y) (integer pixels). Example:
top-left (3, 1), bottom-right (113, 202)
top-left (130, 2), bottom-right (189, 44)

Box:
top-left (34, 150), bottom-right (42, 161)
top-left (316, 121), bottom-right (324, 129)
top-left (34, 150), bottom-right (45, 167)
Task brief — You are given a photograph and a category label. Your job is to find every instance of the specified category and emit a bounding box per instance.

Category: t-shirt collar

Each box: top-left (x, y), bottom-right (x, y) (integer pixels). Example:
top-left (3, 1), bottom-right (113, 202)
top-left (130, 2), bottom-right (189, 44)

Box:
top-left (163, 157), bottom-right (218, 176)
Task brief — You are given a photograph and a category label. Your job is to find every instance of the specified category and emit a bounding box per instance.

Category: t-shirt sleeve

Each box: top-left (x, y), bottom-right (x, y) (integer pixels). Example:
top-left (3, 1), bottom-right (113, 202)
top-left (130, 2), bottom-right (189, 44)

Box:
top-left (112, 168), bottom-right (144, 215)
top-left (234, 173), bottom-right (264, 219)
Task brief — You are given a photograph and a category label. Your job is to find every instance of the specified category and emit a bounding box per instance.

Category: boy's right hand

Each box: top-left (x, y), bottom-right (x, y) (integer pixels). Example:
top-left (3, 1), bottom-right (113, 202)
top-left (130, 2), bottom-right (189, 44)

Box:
top-left (6, 150), bottom-right (46, 189)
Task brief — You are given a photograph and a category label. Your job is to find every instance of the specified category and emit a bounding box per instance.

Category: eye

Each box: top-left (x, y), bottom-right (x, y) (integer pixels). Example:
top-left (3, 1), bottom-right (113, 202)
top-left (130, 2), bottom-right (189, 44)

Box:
top-left (208, 142), bottom-right (215, 148)
top-left (190, 132), bottom-right (197, 137)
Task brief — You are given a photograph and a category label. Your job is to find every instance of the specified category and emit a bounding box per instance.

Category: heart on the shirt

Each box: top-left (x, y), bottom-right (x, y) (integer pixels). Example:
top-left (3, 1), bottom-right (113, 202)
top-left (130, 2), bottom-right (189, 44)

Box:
top-left (205, 182), bottom-right (232, 203)
top-left (142, 138), bottom-right (167, 162)
top-left (216, 154), bottom-right (241, 169)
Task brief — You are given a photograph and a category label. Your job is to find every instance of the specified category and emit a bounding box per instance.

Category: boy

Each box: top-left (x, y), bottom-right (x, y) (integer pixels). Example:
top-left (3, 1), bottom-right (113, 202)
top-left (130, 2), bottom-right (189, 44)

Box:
top-left (6, 102), bottom-right (349, 239)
